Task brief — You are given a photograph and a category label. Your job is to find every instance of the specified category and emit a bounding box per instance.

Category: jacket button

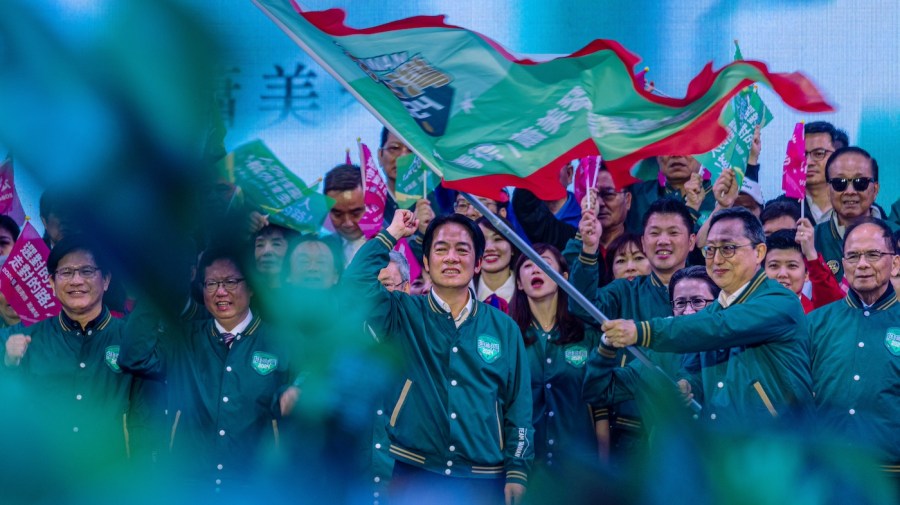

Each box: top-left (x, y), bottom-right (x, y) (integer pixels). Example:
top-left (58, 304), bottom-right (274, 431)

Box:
top-left (849, 409), bottom-right (855, 415)
top-left (449, 445), bottom-right (456, 452)
top-left (450, 380), bottom-right (457, 386)
top-left (717, 382), bottom-right (724, 389)
top-left (222, 396), bottom-right (229, 403)
top-left (710, 414), bottom-right (717, 420)
top-left (446, 461), bottom-right (453, 467)
top-left (548, 411), bottom-right (555, 417)
top-left (226, 366), bottom-right (232, 372)
top-left (79, 363), bottom-right (86, 368)
top-left (73, 427), bottom-right (79, 433)
top-left (858, 342), bottom-right (865, 348)
top-left (219, 430), bottom-right (226, 436)
top-left (217, 464), bottom-right (223, 470)
top-left (853, 375), bottom-right (860, 381)
top-left (76, 394), bottom-right (82, 400)
top-left (450, 413), bottom-right (457, 419)
top-left (546, 358), bottom-right (552, 364)
top-left (863, 311), bottom-right (870, 317)
top-left (445, 469), bottom-right (452, 475)
top-left (375, 443), bottom-right (382, 449)
top-left (376, 410), bottom-right (383, 416)
top-left (452, 347), bottom-right (458, 353)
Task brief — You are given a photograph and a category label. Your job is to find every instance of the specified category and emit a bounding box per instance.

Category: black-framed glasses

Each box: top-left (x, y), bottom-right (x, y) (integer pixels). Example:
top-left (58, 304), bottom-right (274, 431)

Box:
top-left (55, 266), bottom-right (100, 280)
top-left (805, 148), bottom-right (833, 161)
top-left (672, 297), bottom-right (714, 312)
top-left (828, 177), bottom-right (875, 192)
top-left (844, 250), bottom-right (892, 264)
top-left (702, 243), bottom-right (754, 259)
top-left (380, 280), bottom-right (409, 290)
top-left (204, 278), bottom-right (245, 293)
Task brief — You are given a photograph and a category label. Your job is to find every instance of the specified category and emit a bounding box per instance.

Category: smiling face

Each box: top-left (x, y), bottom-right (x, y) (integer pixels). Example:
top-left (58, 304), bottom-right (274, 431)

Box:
top-left (203, 258), bottom-right (252, 331)
top-left (51, 249), bottom-right (110, 321)
top-left (843, 223), bottom-right (898, 301)
top-left (611, 241), bottom-right (651, 281)
top-left (0, 227), bottom-right (15, 257)
top-left (288, 241), bottom-right (339, 289)
top-left (642, 213), bottom-right (696, 279)
top-left (705, 218), bottom-right (766, 295)
top-left (764, 247), bottom-right (808, 295)
top-left (423, 223), bottom-right (481, 290)
top-left (516, 251), bottom-right (563, 302)
top-left (479, 224), bottom-right (513, 275)
top-left (827, 152), bottom-right (878, 225)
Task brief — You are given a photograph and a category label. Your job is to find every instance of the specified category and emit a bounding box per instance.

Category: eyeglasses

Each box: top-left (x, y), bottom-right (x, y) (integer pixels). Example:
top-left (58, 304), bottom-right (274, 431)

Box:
top-left (844, 250), bottom-right (892, 264)
top-left (827, 177), bottom-right (875, 192)
top-left (805, 148), bottom-right (833, 161)
top-left (204, 278), bottom-right (245, 293)
top-left (701, 243), bottom-right (754, 259)
top-left (672, 297), bottom-right (714, 312)
top-left (453, 200), bottom-right (497, 213)
top-left (596, 189), bottom-right (624, 202)
top-left (380, 281), bottom-right (408, 290)
top-left (55, 266), bottom-right (100, 280)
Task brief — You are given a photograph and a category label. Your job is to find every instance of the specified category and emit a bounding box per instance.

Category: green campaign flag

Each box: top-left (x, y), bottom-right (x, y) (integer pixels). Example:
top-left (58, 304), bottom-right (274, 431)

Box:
top-left (218, 140), bottom-right (333, 232)
top-left (696, 43), bottom-right (775, 186)
top-left (394, 154), bottom-right (438, 208)
top-left (254, 1), bottom-right (832, 200)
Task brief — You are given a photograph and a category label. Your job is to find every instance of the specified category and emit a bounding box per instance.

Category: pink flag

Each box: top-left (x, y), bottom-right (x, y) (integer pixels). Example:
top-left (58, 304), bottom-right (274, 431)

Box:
top-left (0, 222), bottom-right (62, 326)
top-left (781, 122), bottom-right (807, 199)
top-left (358, 141), bottom-right (390, 240)
top-left (394, 237), bottom-right (421, 284)
top-left (0, 157), bottom-right (26, 225)
top-left (574, 156), bottom-right (601, 204)
top-left (635, 66), bottom-right (649, 91)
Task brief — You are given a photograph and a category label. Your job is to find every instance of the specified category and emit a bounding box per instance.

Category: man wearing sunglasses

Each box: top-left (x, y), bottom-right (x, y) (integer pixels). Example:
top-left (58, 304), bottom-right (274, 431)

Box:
top-left (808, 218), bottom-right (900, 477)
top-left (813, 147), bottom-right (899, 283)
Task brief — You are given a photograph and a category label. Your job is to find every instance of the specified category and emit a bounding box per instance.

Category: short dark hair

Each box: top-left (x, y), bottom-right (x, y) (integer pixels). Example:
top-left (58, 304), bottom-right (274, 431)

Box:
top-left (0, 215), bottom-right (20, 241)
top-left (422, 213), bottom-right (485, 262)
top-left (323, 164), bottom-right (362, 193)
top-left (804, 121), bottom-right (840, 146)
top-left (760, 200), bottom-right (800, 228)
top-left (289, 234), bottom-right (345, 279)
top-left (379, 127), bottom-right (391, 149)
top-left (893, 228), bottom-right (900, 249)
top-left (47, 234), bottom-right (109, 276)
top-left (198, 245), bottom-right (252, 287)
top-left (641, 197), bottom-right (694, 235)
top-left (824, 146), bottom-right (879, 181)
top-left (833, 128), bottom-right (850, 149)
top-left (668, 265), bottom-right (720, 303)
top-left (252, 223), bottom-right (299, 243)
top-left (766, 229), bottom-right (803, 256)
top-left (843, 217), bottom-right (896, 254)
top-left (707, 207), bottom-right (766, 246)
top-left (39, 189), bottom-right (67, 221)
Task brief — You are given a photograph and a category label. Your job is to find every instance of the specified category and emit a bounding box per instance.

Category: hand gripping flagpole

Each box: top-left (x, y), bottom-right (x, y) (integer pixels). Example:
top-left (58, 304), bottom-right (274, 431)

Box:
top-left (462, 193), bottom-right (702, 415)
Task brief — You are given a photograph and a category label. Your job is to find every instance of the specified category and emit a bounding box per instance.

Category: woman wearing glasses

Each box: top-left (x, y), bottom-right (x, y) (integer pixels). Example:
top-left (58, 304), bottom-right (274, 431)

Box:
top-left (582, 266), bottom-right (718, 447)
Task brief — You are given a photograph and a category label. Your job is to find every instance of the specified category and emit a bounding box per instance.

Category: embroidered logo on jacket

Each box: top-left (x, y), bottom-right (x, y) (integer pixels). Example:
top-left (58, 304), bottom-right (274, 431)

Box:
top-left (476, 335), bottom-right (501, 363)
top-left (251, 352), bottom-right (279, 375)
top-left (564, 345), bottom-right (589, 368)
top-left (105, 346), bottom-right (121, 373)
top-left (886, 328), bottom-right (900, 356)
top-left (827, 260), bottom-right (840, 274)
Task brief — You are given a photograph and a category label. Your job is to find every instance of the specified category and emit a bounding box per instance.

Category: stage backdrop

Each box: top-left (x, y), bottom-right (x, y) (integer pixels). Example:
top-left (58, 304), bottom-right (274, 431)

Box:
top-left (9, 0), bottom-right (900, 224)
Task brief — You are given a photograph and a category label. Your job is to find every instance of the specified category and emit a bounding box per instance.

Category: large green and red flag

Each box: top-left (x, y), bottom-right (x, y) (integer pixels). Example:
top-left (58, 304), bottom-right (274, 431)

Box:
top-left (254, 0), bottom-right (832, 200)
top-left (217, 140), bottom-right (334, 233)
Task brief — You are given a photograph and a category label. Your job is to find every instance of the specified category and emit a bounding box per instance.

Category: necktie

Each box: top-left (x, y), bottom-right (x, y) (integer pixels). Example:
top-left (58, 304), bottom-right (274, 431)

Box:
top-left (222, 332), bottom-right (235, 348)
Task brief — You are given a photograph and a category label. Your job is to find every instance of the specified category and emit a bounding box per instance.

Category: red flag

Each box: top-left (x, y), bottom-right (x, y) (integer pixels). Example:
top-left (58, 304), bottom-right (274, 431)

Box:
top-left (0, 157), bottom-right (26, 225)
top-left (345, 148), bottom-right (352, 165)
top-left (358, 141), bottom-right (390, 240)
top-left (781, 122), bottom-right (807, 199)
top-left (394, 237), bottom-right (421, 284)
top-left (0, 222), bottom-right (62, 326)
